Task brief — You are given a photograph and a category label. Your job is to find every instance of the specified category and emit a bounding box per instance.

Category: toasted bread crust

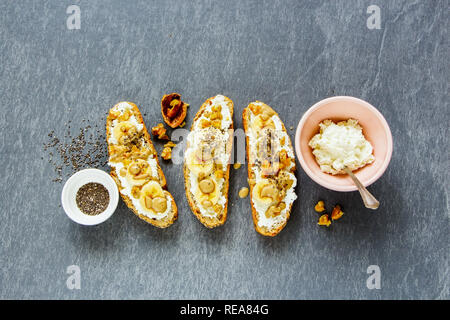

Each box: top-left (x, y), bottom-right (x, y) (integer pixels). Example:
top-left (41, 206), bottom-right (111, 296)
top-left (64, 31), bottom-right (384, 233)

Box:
top-left (183, 96), bottom-right (234, 228)
top-left (242, 102), bottom-right (296, 236)
top-left (106, 102), bottom-right (177, 228)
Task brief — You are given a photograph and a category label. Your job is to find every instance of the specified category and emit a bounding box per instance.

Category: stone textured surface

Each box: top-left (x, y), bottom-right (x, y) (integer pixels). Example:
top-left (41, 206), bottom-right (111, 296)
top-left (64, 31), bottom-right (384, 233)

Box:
top-left (0, 0), bottom-right (448, 299)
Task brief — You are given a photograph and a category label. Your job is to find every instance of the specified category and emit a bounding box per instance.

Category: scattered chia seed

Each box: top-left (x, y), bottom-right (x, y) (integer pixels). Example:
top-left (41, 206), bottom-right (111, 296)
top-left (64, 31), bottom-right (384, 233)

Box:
top-left (43, 118), bottom-right (108, 183)
top-left (76, 182), bottom-right (110, 216)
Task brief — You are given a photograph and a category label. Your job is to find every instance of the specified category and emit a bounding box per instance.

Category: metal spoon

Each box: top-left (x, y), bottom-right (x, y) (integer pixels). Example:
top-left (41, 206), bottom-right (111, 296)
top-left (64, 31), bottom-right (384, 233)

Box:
top-left (343, 167), bottom-right (379, 210)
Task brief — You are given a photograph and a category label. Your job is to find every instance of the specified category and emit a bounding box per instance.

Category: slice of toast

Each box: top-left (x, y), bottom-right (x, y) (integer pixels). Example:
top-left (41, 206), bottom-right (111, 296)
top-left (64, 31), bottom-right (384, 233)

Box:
top-left (106, 101), bottom-right (177, 228)
top-left (242, 101), bottom-right (297, 236)
top-left (183, 95), bottom-right (234, 228)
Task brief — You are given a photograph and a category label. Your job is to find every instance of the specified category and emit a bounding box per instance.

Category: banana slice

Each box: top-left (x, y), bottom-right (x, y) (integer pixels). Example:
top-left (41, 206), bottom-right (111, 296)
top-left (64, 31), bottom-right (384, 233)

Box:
top-left (113, 121), bottom-right (137, 144)
top-left (250, 115), bottom-right (276, 131)
top-left (250, 115), bottom-right (263, 131)
top-left (253, 179), bottom-right (278, 206)
top-left (139, 181), bottom-right (167, 214)
top-left (186, 150), bottom-right (214, 177)
top-left (194, 178), bottom-right (220, 208)
top-left (125, 159), bottom-right (152, 186)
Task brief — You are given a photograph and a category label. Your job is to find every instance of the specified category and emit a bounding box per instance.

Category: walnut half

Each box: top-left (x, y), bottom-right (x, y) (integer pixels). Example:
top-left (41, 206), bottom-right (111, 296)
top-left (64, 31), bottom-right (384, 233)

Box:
top-left (161, 93), bottom-right (188, 128)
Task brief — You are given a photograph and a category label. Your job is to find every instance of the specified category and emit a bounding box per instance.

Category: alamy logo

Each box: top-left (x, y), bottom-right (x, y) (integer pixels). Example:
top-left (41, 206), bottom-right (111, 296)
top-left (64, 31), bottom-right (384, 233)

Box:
top-left (66, 5), bottom-right (81, 30)
top-left (66, 265), bottom-right (81, 290)
top-left (366, 265), bottom-right (381, 289)
top-left (367, 5), bottom-right (381, 30)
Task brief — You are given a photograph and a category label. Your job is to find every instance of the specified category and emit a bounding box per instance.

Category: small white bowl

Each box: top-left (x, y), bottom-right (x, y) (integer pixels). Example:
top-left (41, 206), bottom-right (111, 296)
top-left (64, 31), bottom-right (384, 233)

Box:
top-left (61, 168), bottom-right (119, 225)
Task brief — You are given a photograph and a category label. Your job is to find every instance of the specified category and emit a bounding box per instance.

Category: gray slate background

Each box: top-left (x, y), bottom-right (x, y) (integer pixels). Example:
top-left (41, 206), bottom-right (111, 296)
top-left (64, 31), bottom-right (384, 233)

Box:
top-left (0, 0), bottom-right (448, 299)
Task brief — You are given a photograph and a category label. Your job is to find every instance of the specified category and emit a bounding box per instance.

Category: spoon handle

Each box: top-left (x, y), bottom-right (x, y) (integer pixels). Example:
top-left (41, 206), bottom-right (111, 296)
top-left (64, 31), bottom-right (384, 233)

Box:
top-left (343, 167), bottom-right (380, 210)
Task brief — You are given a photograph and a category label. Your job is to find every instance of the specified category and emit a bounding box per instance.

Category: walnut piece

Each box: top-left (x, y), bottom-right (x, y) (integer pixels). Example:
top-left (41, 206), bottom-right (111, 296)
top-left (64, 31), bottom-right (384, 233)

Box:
top-left (331, 204), bottom-right (344, 220)
top-left (314, 200), bottom-right (326, 213)
top-left (161, 147), bottom-right (172, 160)
top-left (151, 123), bottom-right (169, 140)
top-left (318, 214), bottom-right (331, 227)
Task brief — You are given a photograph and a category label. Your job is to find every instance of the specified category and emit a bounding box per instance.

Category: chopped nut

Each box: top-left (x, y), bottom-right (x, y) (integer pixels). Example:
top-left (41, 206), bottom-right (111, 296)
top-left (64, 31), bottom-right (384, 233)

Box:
top-left (161, 147), bottom-right (172, 160)
top-left (119, 167), bottom-right (127, 177)
top-left (118, 110), bottom-right (131, 122)
top-left (123, 159), bottom-right (132, 167)
top-left (278, 175), bottom-right (294, 191)
top-left (211, 120), bottom-right (221, 129)
top-left (200, 119), bottom-right (211, 128)
top-left (238, 187), bottom-right (249, 198)
top-left (233, 163), bottom-right (241, 169)
top-left (211, 105), bottom-right (222, 112)
top-left (265, 205), bottom-right (282, 218)
top-left (318, 214), bottom-right (331, 227)
top-left (314, 200), bottom-right (326, 213)
top-left (110, 110), bottom-right (121, 119)
top-left (131, 186), bottom-right (141, 199)
top-left (118, 135), bottom-right (130, 145)
top-left (164, 141), bottom-right (177, 148)
top-left (151, 123), bottom-right (169, 140)
top-left (127, 126), bottom-right (137, 137)
top-left (249, 103), bottom-right (262, 115)
top-left (161, 93), bottom-right (188, 128)
top-left (131, 145), bottom-right (139, 154)
top-left (214, 170), bottom-right (224, 179)
top-left (279, 149), bottom-right (291, 169)
top-left (209, 112), bottom-right (222, 120)
top-left (213, 204), bottom-right (222, 213)
top-left (331, 204), bottom-right (344, 221)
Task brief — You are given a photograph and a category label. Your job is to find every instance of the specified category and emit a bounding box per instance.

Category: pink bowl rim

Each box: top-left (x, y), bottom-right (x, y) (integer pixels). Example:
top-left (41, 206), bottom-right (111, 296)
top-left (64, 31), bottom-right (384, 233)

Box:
top-left (295, 96), bottom-right (393, 192)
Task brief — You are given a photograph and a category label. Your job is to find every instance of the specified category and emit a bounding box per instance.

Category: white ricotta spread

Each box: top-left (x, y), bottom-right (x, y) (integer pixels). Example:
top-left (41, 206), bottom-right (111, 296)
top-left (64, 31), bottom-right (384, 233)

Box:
top-left (308, 119), bottom-right (375, 175)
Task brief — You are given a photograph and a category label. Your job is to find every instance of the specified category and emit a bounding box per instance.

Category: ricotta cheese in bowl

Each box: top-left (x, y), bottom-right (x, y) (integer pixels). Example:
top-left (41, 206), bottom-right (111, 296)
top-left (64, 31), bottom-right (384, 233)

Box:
top-left (309, 119), bottom-right (374, 175)
top-left (295, 96), bottom-right (393, 192)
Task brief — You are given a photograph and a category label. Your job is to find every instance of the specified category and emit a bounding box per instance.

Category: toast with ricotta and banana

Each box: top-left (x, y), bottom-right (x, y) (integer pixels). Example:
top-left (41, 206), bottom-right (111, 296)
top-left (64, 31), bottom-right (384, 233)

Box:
top-left (184, 95), bottom-right (234, 228)
top-left (242, 101), bottom-right (297, 236)
top-left (106, 102), bottom-right (177, 228)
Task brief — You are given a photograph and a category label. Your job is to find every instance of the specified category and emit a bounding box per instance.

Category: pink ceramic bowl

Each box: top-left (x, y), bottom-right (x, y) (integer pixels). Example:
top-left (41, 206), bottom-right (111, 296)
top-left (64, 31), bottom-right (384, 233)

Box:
top-left (295, 96), bottom-right (393, 192)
